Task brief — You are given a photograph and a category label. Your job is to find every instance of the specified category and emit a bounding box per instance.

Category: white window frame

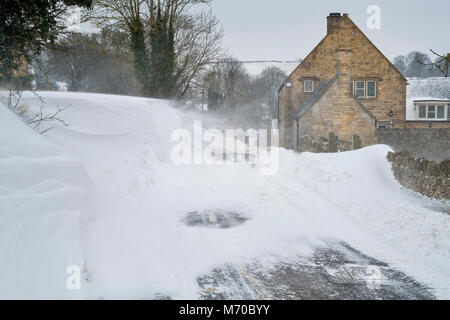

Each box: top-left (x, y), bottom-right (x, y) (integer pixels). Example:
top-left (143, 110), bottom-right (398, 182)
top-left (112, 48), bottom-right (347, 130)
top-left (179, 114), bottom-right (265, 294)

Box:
top-left (418, 105), bottom-right (427, 119)
top-left (437, 105), bottom-right (446, 119)
top-left (351, 80), bottom-right (377, 99)
top-left (416, 104), bottom-right (448, 120)
top-left (366, 80), bottom-right (377, 98)
top-left (354, 81), bottom-right (365, 98)
top-left (304, 80), bottom-right (314, 93)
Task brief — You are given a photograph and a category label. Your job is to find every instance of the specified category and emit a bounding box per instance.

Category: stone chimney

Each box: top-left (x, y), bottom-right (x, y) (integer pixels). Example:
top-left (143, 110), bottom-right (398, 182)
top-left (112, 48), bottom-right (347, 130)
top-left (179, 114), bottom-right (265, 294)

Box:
top-left (336, 49), bottom-right (352, 92)
top-left (336, 49), bottom-right (352, 75)
top-left (327, 13), bottom-right (349, 34)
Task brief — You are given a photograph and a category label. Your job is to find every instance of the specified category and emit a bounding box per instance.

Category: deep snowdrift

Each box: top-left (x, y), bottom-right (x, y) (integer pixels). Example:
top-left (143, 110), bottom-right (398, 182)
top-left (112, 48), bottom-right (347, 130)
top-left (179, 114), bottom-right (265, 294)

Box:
top-left (1, 91), bottom-right (449, 299)
top-left (0, 103), bottom-right (88, 299)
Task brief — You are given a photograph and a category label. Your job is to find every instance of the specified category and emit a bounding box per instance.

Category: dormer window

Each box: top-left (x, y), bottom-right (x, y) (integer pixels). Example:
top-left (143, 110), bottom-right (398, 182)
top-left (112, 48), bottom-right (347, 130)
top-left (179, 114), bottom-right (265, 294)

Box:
top-left (417, 104), bottom-right (447, 120)
top-left (304, 80), bottom-right (314, 93)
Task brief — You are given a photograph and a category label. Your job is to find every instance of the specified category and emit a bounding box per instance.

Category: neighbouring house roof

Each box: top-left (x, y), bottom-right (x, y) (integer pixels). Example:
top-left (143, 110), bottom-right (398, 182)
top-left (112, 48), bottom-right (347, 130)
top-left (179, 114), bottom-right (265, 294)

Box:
top-left (406, 77), bottom-right (450, 120)
top-left (242, 61), bottom-right (300, 77)
top-left (407, 77), bottom-right (450, 98)
top-left (413, 99), bottom-right (450, 103)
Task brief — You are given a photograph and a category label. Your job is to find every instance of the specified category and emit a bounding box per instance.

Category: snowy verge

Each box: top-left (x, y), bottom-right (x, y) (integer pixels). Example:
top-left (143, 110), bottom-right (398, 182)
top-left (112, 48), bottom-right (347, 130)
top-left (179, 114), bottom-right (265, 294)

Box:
top-left (275, 146), bottom-right (450, 298)
top-left (0, 103), bottom-right (88, 299)
top-left (1, 92), bottom-right (448, 299)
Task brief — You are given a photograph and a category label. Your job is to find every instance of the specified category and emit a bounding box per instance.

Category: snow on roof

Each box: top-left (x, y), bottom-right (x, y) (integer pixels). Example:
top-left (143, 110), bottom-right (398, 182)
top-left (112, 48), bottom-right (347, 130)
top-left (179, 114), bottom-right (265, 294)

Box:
top-left (406, 77), bottom-right (450, 120)
top-left (243, 61), bottom-right (300, 77)
top-left (413, 98), bottom-right (450, 102)
top-left (407, 77), bottom-right (450, 99)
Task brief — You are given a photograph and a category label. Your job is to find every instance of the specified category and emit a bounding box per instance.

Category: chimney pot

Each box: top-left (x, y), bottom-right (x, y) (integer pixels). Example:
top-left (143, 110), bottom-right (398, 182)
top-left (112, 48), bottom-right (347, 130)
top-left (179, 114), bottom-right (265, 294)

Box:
top-left (327, 13), bottom-right (343, 34)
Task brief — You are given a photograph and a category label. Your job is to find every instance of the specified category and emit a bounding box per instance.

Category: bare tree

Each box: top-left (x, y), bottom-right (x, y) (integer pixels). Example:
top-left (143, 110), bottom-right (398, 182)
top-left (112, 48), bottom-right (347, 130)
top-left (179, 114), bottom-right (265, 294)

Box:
top-left (3, 90), bottom-right (70, 134)
top-left (25, 104), bottom-right (70, 134)
top-left (175, 11), bottom-right (225, 97)
top-left (92, 0), bottom-right (152, 92)
top-left (252, 66), bottom-right (287, 114)
top-left (91, 0), bottom-right (224, 97)
top-left (417, 49), bottom-right (449, 77)
top-left (204, 57), bottom-right (252, 109)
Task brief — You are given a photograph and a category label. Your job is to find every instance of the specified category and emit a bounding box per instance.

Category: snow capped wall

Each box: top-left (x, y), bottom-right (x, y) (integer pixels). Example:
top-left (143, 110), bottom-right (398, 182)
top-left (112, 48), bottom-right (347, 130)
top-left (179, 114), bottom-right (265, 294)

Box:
top-left (0, 104), bottom-right (89, 299)
top-left (387, 151), bottom-right (449, 199)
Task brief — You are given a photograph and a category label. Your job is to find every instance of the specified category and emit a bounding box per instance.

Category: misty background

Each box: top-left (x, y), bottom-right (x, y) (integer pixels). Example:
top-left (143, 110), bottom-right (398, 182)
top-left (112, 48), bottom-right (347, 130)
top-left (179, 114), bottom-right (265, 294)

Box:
top-left (2, 0), bottom-right (449, 130)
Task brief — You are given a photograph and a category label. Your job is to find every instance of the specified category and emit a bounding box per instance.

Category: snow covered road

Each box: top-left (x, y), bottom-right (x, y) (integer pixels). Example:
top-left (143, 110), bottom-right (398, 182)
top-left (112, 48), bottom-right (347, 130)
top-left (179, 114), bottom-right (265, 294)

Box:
top-left (1, 91), bottom-right (449, 299)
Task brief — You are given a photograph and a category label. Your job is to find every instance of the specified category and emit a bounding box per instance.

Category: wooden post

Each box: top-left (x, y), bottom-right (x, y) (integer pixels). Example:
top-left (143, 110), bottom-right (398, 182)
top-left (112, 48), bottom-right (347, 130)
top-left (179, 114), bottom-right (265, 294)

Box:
top-left (267, 114), bottom-right (272, 147)
top-left (328, 132), bottom-right (337, 153)
top-left (352, 135), bottom-right (362, 150)
top-left (201, 88), bottom-right (205, 112)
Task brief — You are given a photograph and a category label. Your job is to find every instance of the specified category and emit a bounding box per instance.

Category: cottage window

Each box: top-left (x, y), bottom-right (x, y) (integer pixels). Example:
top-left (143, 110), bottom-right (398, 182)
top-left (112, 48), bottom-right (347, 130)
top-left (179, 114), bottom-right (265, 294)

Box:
top-left (304, 80), bottom-right (314, 93)
top-left (351, 80), bottom-right (377, 98)
top-left (418, 104), bottom-right (447, 120)
top-left (437, 105), bottom-right (445, 119)
top-left (427, 106), bottom-right (436, 119)
top-left (366, 81), bottom-right (376, 98)
top-left (419, 105), bottom-right (427, 119)
top-left (355, 81), bottom-right (365, 98)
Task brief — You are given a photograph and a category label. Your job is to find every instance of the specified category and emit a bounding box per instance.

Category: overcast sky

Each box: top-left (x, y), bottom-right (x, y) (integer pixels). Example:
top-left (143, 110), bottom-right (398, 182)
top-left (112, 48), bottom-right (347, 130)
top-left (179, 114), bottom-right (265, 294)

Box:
top-left (210, 0), bottom-right (449, 61)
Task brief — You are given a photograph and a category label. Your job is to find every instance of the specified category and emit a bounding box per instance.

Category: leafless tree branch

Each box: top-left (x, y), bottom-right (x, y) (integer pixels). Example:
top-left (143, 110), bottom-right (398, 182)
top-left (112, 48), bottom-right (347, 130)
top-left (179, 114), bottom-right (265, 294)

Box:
top-left (416, 49), bottom-right (449, 77)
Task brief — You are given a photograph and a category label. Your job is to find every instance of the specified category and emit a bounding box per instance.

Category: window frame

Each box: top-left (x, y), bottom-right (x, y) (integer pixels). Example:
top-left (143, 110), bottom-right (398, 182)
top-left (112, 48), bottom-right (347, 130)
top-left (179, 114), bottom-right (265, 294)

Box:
top-left (437, 105), bottom-right (445, 119)
top-left (427, 105), bottom-right (436, 119)
top-left (418, 105), bottom-right (427, 119)
top-left (351, 80), bottom-right (377, 99)
top-left (354, 81), bottom-right (366, 98)
top-left (366, 80), bottom-right (377, 98)
top-left (416, 103), bottom-right (448, 120)
top-left (303, 80), bottom-right (314, 93)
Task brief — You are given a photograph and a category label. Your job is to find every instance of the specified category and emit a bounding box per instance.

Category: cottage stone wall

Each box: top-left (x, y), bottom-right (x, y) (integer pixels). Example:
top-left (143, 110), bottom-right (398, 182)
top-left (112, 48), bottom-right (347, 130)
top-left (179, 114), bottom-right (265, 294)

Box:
top-left (298, 136), bottom-right (329, 153)
top-left (387, 151), bottom-right (450, 200)
top-left (297, 52), bottom-right (376, 147)
top-left (298, 135), bottom-right (353, 153)
top-left (376, 128), bottom-right (450, 162)
top-left (279, 14), bottom-right (407, 149)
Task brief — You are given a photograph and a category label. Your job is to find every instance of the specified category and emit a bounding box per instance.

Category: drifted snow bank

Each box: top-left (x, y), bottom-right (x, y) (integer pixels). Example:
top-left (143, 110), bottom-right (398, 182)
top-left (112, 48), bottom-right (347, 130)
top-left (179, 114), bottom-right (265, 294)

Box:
top-left (0, 104), bottom-right (88, 299)
top-left (276, 147), bottom-right (450, 298)
top-left (1, 92), bottom-right (449, 299)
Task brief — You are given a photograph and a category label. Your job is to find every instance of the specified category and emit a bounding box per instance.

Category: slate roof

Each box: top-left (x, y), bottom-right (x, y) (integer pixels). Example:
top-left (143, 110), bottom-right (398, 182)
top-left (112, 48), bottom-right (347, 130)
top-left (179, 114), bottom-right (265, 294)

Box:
top-left (292, 72), bottom-right (377, 121)
top-left (293, 73), bottom-right (339, 119)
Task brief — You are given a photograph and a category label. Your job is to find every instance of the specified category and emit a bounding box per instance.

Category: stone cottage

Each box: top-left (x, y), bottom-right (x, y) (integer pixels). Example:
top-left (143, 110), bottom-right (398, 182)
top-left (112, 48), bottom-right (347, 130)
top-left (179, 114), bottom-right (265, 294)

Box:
top-left (278, 13), bottom-right (408, 150)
